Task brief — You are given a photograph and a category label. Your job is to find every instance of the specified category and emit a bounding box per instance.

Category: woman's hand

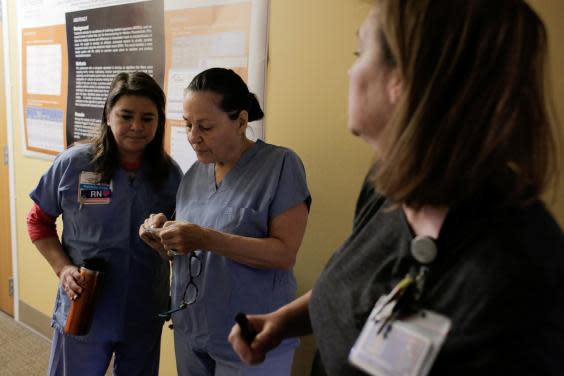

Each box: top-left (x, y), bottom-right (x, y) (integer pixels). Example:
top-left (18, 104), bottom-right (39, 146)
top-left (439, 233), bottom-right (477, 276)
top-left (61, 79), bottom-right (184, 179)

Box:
top-left (139, 213), bottom-right (169, 259)
top-left (159, 221), bottom-right (208, 255)
top-left (59, 264), bottom-right (83, 300)
top-left (229, 291), bottom-right (313, 363)
top-left (228, 312), bottom-right (285, 365)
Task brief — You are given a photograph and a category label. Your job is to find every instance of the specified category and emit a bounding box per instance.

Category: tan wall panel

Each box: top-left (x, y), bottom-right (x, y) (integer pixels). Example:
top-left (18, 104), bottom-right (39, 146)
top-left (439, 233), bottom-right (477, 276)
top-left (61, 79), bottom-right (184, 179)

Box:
top-left (266, 1), bottom-right (372, 373)
top-left (7, 0), bottom-right (59, 321)
top-left (529, 0), bottom-right (564, 226)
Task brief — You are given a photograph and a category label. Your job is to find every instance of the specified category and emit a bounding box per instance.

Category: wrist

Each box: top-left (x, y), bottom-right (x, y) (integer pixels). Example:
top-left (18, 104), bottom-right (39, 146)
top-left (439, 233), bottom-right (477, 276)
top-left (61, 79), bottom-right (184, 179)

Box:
top-left (201, 226), bottom-right (221, 250)
top-left (55, 264), bottom-right (66, 278)
top-left (271, 305), bottom-right (293, 338)
top-left (55, 262), bottom-right (73, 278)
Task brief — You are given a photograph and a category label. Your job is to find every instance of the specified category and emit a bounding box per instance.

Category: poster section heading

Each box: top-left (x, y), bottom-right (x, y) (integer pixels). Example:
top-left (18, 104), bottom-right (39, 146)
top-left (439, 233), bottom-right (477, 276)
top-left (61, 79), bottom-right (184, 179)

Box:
top-left (65, 0), bottom-right (165, 145)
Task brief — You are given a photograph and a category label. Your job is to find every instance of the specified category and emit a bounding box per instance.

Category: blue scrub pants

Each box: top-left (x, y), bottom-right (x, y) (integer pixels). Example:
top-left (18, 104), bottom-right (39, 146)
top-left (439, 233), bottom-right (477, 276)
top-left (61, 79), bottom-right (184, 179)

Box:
top-left (47, 326), bottom-right (162, 376)
top-left (174, 335), bottom-right (294, 376)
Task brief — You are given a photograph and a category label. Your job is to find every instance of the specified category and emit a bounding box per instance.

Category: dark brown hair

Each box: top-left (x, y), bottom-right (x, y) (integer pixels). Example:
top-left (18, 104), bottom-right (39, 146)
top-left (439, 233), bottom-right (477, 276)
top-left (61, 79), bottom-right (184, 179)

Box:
top-left (372, 0), bottom-right (559, 208)
top-left (90, 71), bottom-right (173, 186)
top-left (185, 68), bottom-right (264, 122)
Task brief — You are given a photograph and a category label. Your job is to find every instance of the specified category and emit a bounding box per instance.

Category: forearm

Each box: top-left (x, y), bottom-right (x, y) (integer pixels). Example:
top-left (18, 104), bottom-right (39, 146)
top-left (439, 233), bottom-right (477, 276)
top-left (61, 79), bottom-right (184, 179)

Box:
top-left (33, 237), bottom-right (73, 277)
top-left (272, 290), bottom-right (313, 338)
top-left (203, 228), bottom-right (296, 270)
top-left (161, 203), bottom-right (308, 270)
top-left (202, 202), bottom-right (308, 270)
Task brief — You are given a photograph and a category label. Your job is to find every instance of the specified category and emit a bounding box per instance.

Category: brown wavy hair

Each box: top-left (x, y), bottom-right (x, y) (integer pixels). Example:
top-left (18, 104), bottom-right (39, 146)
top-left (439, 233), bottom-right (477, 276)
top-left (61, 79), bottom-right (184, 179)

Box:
top-left (371, 0), bottom-right (559, 208)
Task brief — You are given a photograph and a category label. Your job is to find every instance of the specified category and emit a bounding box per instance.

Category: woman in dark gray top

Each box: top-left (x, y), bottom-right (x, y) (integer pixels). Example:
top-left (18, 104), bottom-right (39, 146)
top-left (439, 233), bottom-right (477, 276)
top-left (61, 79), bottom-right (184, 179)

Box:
top-left (228, 0), bottom-right (564, 375)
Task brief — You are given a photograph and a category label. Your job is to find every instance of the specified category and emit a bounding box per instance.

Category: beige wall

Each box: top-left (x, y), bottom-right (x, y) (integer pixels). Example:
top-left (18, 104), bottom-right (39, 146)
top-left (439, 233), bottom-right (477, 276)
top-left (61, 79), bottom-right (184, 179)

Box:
top-left (530, 0), bottom-right (564, 225)
top-left (4, 1), bottom-right (563, 376)
top-left (6, 1), bottom-right (62, 318)
top-left (266, 1), bottom-right (372, 373)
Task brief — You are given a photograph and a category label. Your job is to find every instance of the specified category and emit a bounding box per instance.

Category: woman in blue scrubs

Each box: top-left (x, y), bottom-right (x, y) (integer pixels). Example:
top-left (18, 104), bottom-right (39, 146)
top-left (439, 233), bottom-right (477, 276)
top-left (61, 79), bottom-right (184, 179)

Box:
top-left (140, 68), bottom-right (311, 376)
top-left (28, 72), bottom-right (183, 375)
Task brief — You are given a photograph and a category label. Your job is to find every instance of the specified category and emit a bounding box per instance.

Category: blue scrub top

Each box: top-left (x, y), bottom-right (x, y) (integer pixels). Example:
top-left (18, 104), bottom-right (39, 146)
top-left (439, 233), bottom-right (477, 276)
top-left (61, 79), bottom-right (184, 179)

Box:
top-left (172, 140), bottom-right (311, 359)
top-left (30, 143), bottom-right (183, 342)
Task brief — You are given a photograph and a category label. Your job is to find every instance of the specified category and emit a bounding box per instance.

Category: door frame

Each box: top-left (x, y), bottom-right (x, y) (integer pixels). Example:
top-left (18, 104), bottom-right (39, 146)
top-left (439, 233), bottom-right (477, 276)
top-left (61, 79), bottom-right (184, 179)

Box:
top-left (2, 0), bottom-right (19, 319)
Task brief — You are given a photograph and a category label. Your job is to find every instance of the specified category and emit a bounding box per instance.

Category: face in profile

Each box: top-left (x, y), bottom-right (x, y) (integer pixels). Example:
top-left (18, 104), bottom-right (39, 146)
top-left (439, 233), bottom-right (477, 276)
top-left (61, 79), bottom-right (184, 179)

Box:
top-left (348, 6), bottom-right (401, 151)
top-left (182, 90), bottom-right (248, 165)
top-left (107, 95), bottom-right (159, 161)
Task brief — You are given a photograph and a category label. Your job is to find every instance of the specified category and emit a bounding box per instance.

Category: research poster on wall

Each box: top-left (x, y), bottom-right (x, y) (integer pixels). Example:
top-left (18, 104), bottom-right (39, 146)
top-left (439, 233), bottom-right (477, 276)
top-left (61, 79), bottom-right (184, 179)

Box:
top-left (19, 0), bottom-right (268, 172)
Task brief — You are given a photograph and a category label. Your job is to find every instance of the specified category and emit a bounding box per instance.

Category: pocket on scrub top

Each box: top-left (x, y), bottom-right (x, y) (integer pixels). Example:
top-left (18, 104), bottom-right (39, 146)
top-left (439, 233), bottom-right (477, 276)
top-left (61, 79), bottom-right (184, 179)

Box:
top-left (221, 207), bottom-right (268, 237)
top-left (75, 201), bottom-right (125, 246)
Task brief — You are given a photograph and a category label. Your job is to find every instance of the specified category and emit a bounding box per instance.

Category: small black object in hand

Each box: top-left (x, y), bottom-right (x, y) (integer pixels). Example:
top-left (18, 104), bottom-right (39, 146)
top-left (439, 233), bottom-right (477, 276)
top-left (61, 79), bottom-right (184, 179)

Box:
top-left (235, 312), bottom-right (257, 343)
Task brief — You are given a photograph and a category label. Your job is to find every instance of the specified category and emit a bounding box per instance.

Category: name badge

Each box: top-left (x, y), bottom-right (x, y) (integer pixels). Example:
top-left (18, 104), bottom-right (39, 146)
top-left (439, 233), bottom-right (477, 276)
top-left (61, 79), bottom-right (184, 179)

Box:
top-left (349, 295), bottom-right (451, 376)
top-left (78, 171), bottom-right (112, 205)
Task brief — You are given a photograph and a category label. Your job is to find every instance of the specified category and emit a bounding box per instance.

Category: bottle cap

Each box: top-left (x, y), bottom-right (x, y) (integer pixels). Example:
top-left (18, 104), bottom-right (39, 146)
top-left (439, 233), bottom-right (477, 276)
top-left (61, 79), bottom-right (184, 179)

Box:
top-left (82, 258), bottom-right (107, 272)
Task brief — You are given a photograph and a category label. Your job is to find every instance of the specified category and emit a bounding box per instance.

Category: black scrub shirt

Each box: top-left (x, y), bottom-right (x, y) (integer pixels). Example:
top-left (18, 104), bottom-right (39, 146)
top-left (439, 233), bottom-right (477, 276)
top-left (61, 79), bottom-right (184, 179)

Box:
top-left (309, 178), bottom-right (564, 376)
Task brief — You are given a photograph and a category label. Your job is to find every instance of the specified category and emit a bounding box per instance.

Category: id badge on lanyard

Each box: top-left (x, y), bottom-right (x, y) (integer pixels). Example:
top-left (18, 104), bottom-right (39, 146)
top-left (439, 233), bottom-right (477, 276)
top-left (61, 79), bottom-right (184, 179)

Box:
top-left (78, 171), bottom-right (112, 205)
top-left (349, 236), bottom-right (452, 376)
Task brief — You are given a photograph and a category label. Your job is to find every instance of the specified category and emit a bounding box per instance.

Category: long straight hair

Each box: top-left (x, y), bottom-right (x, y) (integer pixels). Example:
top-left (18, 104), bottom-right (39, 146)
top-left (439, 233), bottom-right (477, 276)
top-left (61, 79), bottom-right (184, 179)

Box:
top-left (90, 71), bottom-right (172, 186)
top-left (372, 0), bottom-right (559, 208)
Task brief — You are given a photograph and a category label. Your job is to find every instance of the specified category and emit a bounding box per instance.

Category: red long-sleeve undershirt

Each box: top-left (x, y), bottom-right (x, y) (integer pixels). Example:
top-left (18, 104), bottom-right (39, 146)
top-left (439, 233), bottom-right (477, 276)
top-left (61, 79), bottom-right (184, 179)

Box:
top-left (26, 203), bottom-right (57, 242)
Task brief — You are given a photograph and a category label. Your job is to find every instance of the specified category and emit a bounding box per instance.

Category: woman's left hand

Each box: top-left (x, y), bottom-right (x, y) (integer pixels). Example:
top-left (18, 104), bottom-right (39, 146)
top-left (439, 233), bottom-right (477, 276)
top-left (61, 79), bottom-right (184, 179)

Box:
top-left (139, 213), bottom-right (170, 259)
top-left (159, 221), bottom-right (208, 255)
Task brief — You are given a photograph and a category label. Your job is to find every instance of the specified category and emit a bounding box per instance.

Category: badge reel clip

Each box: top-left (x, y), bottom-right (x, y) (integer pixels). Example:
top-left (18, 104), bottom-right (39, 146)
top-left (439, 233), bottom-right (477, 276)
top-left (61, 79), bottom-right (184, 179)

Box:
top-left (349, 236), bottom-right (452, 376)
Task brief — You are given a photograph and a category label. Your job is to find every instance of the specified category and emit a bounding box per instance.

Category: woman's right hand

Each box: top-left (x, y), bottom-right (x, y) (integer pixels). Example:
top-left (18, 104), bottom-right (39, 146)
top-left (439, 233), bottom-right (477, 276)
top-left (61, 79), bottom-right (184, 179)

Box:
top-left (59, 264), bottom-right (83, 300)
top-left (228, 312), bottom-right (285, 365)
top-left (139, 213), bottom-right (169, 258)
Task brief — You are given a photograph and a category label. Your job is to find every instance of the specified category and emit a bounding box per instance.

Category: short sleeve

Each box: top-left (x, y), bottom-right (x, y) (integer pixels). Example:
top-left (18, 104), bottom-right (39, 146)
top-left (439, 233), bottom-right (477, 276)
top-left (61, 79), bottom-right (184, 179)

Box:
top-left (29, 152), bottom-right (75, 218)
top-left (269, 150), bottom-right (311, 219)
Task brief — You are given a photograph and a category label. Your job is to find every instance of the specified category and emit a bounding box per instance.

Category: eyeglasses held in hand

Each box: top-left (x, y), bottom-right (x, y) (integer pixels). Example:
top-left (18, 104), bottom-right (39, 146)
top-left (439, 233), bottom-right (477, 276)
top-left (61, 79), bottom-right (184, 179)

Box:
top-left (158, 252), bottom-right (202, 320)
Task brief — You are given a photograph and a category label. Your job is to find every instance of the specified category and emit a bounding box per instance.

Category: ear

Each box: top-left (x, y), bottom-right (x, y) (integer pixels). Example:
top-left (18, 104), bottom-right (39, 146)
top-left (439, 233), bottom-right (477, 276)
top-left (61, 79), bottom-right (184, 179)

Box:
top-left (237, 110), bottom-right (249, 135)
top-left (386, 69), bottom-right (403, 105)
